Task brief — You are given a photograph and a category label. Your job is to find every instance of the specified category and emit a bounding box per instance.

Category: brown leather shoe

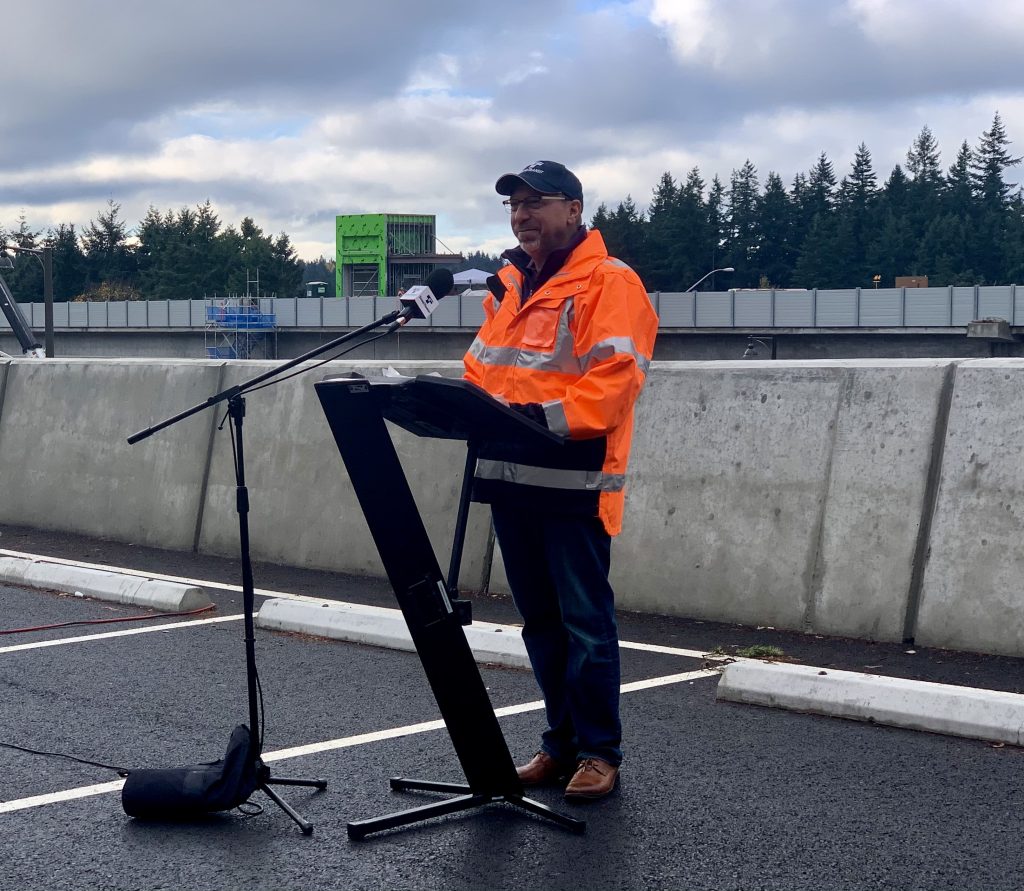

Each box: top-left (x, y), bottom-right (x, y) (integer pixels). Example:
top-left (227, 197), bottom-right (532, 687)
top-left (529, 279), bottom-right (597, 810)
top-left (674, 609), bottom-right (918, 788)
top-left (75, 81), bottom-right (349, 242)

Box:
top-left (564, 758), bottom-right (619, 800)
top-left (516, 752), bottom-right (570, 786)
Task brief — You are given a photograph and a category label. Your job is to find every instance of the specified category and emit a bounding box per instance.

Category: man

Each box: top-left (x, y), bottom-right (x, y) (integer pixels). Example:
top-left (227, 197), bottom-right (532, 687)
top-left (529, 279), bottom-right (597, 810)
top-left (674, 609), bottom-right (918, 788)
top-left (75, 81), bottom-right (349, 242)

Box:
top-left (463, 160), bottom-right (658, 800)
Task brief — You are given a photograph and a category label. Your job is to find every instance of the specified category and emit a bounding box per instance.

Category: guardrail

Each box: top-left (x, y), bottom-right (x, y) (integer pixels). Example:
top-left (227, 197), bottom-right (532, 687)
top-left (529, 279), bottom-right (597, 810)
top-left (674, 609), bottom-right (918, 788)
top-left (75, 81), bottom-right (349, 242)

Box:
top-left (1, 356), bottom-right (1022, 658)
top-left (1, 285), bottom-right (1021, 331)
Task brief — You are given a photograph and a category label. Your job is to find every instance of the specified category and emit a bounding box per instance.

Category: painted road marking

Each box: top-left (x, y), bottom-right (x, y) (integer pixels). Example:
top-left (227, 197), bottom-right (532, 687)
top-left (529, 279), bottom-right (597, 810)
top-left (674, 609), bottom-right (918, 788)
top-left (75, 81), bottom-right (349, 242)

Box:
top-left (1, 548), bottom-right (714, 660)
top-left (0, 614), bottom-right (244, 655)
top-left (0, 668), bottom-right (719, 814)
top-left (620, 640), bottom-right (712, 660)
top-left (0, 608), bottom-right (712, 661)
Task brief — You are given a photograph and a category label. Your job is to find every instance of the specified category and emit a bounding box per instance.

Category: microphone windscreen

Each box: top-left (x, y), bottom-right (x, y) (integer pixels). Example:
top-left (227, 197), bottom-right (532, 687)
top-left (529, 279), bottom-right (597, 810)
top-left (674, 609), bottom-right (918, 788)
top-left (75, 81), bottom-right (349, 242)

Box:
top-left (425, 268), bottom-right (455, 299)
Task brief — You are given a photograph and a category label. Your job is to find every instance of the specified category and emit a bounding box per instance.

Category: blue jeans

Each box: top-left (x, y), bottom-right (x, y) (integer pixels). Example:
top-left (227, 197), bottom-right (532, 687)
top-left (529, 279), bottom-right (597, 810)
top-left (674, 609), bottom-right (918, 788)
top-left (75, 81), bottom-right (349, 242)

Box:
top-left (491, 504), bottom-right (622, 767)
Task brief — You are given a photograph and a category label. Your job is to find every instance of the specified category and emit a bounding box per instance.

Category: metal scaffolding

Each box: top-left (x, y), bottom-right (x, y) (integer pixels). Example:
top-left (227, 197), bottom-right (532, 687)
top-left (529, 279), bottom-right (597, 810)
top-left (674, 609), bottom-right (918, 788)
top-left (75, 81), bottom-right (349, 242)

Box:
top-left (204, 297), bottom-right (278, 359)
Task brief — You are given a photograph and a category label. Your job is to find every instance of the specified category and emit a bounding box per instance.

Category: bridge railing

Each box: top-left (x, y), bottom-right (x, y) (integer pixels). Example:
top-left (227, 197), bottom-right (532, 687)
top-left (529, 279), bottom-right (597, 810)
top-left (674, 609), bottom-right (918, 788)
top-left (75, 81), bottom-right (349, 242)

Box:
top-left (1, 285), bottom-right (1021, 331)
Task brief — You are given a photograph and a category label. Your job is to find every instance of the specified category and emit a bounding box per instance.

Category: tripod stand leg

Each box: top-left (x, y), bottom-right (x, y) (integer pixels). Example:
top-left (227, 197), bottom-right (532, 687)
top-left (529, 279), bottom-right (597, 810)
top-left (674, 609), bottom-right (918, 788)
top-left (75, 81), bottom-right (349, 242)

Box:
top-left (510, 795), bottom-right (587, 834)
top-left (390, 777), bottom-right (471, 794)
top-left (347, 793), bottom-right (488, 840)
top-left (261, 782), bottom-right (315, 835)
top-left (348, 779), bottom-right (585, 838)
top-left (266, 775), bottom-right (328, 790)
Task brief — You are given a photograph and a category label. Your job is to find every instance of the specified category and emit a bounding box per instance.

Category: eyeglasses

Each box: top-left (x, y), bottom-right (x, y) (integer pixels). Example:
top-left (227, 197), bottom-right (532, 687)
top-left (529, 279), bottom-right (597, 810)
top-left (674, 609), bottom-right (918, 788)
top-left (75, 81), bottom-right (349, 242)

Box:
top-left (502, 195), bottom-right (569, 213)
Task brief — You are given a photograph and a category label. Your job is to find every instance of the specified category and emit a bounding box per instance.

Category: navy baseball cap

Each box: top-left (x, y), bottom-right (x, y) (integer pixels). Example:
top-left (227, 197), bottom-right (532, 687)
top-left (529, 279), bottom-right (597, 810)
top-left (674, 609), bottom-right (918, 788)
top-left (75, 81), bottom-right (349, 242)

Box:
top-left (495, 160), bottom-right (584, 203)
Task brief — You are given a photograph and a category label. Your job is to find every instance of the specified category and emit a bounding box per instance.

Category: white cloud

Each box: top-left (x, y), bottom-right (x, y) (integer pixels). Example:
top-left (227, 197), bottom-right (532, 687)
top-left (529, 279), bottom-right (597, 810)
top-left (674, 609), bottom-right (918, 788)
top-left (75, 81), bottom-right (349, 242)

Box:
top-left (2, 0), bottom-right (1024, 263)
top-left (406, 54), bottom-right (464, 93)
top-left (648, 0), bottom-right (715, 62)
top-left (848, 0), bottom-right (1024, 46)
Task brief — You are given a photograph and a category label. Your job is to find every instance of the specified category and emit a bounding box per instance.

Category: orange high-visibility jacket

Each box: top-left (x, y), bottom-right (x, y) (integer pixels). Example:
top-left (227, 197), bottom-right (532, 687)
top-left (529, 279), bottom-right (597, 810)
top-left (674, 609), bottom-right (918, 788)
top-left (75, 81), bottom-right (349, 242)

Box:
top-left (463, 228), bottom-right (658, 535)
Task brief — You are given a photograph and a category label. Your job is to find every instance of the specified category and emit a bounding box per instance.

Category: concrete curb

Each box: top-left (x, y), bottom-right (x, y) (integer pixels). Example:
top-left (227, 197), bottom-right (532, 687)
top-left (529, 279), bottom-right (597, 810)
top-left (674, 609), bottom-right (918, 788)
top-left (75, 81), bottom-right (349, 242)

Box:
top-left (0, 557), bottom-right (210, 612)
top-left (256, 597), bottom-right (530, 669)
top-left (716, 660), bottom-right (1024, 745)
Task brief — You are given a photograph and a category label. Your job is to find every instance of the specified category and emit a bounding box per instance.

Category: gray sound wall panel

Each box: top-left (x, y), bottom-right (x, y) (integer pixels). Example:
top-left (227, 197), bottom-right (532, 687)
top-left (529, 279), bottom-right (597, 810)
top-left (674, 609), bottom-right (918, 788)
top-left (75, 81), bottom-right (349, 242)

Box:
top-left (859, 289), bottom-right (902, 326)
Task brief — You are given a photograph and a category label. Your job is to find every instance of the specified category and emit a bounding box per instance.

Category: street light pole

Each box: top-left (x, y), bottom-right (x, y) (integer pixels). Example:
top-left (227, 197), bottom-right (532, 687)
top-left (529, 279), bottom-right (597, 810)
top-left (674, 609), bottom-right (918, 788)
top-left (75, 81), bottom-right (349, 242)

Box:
top-left (686, 266), bottom-right (735, 292)
top-left (42, 246), bottom-right (54, 358)
top-left (2, 243), bottom-right (55, 357)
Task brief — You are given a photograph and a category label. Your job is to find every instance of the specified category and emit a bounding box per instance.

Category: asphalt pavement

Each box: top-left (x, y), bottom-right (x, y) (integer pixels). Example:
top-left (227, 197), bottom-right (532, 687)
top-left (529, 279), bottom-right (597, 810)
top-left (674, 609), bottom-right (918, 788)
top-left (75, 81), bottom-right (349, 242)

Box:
top-left (1, 522), bottom-right (1023, 890)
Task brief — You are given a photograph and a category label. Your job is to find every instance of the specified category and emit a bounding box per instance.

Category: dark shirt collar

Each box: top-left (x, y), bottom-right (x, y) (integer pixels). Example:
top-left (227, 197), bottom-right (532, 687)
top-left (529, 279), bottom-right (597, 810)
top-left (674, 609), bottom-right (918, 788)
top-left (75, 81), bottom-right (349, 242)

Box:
top-left (501, 225), bottom-right (587, 300)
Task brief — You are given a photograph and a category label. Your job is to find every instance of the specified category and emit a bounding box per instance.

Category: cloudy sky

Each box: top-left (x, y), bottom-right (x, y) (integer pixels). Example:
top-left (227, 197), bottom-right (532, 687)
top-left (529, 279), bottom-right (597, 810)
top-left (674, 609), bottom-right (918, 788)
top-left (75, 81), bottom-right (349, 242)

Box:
top-left (2, 0), bottom-right (1024, 262)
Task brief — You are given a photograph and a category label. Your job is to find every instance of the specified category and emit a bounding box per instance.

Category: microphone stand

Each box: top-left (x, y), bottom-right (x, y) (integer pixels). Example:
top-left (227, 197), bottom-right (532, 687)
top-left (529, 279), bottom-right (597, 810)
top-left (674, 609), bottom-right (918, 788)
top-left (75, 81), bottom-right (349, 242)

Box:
top-left (127, 305), bottom-right (408, 833)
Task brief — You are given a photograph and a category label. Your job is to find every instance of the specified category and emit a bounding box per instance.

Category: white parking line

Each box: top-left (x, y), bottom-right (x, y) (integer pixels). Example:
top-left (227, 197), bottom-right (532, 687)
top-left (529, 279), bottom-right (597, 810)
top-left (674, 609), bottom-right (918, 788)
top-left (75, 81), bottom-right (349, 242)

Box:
top-left (620, 640), bottom-right (711, 660)
top-left (0, 780), bottom-right (127, 814)
top-left (0, 668), bottom-right (719, 814)
top-left (0, 614), bottom-right (244, 655)
top-left (1, 548), bottom-right (716, 660)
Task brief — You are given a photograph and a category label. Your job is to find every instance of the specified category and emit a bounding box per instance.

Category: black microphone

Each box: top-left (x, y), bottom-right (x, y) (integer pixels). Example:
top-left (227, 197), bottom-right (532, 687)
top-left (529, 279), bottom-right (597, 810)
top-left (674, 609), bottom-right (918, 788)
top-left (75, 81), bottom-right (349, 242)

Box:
top-left (393, 268), bottom-right (455, 327)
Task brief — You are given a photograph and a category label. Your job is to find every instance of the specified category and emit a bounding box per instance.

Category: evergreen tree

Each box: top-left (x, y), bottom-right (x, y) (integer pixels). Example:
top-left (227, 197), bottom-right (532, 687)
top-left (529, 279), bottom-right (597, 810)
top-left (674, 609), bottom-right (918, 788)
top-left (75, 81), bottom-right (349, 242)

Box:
top-left (788, 171), bottom-right (811, 265)
top-left (81, 200), bottom-right (135, 296)
top-left (302, 256), bottom-right (338, 296)
top-left (724, 160), bottom-right (760, 287)
top-left (1002, 192), bottom-right (1024, 284)
top-left (804, 153), bottom-right (837, 222)
top-left (881, 164), bottom-right (911, 216)
top-left (226, 217), bottom-right (275, 297)
top-left (866, 211), bottom-right (918, 286)
top-left (270, 232), bottom-right (303, 297)
top-left (135, 206), bottom-right (173, 299)
top-left (917, 213), bottom-right (974, 285)
top-left (862, 165), bottom-right (916, 283)
top-left (905, 125), bottom-right (946, 273)
top-left (136, 205), bottom-right (218, 300)
top-left (678, 167), bottom-right (714, 291)
top-left (971, 111), bottom-right (1022, 209)
top-left (214, 224), bottom-right (245, 297)
top-left (790, 154), bottom-right (837, 284)
top-left (47, 223), bottom-right (87, 301)
top-left (456, 251), bottom-right (501, 274)
top-left (842, 143), bottom-right (879, 206)
top-left (835, 143), bottom-right (880, 285)
top-left (191, 200), bottom-right (226, 296)
top-left (598, 197), bottom-right (646, 275)
top-left (944, 141), bottom-right (975, 218)
top-left (968, 113), bottom-right (1022, 282)
top-left (0, 215), bottom-right (44, 301)
top-left (705, 176), bottom-right (727, 284)
top-left (644, 172), bottom-right (683, 290)
top-left (756, 172), bottom-right (794, 287)
top-left (906, 125), bottom-right (943, 185)
top-left (793, 210), bottom-right (841, 287)
top-left (589, 203), bottom-right (612, 233)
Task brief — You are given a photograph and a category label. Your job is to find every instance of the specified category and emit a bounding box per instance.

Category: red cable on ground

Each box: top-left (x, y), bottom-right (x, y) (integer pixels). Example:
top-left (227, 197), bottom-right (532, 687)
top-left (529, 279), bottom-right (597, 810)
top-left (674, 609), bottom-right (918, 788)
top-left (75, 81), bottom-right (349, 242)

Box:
top-left (0, 603), bottom-right (216, 635)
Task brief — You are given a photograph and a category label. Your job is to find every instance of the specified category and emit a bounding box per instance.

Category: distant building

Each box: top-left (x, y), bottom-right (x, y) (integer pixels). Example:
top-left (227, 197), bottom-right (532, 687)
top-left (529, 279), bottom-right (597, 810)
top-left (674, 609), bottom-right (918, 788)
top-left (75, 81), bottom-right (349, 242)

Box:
top-left (335, 214), bottom-right (462, 298)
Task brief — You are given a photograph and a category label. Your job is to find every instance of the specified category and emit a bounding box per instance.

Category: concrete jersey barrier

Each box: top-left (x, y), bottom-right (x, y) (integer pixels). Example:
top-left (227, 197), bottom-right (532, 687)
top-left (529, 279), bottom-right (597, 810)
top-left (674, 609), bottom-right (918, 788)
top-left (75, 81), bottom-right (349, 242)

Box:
top-left (0, 355), bottom-right (1021, 658)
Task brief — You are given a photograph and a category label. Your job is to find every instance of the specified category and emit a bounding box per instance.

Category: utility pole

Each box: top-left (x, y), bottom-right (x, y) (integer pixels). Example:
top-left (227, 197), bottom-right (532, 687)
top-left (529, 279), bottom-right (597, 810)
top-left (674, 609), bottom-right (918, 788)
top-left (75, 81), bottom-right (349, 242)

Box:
top-left (42, 246), bottom-right (54, 357)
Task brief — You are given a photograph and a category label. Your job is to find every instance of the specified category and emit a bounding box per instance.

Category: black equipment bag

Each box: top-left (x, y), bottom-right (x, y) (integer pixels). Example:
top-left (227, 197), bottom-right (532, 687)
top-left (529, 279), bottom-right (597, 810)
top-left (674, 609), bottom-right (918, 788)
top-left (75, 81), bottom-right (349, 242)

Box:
top-left (121, 724), bottom-right (261, 819)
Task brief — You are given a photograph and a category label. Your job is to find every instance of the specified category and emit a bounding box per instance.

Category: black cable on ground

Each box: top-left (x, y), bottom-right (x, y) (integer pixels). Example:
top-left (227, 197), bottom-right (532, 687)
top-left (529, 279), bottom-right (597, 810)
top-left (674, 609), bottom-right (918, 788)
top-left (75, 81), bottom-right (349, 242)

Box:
top-left (0, 740), bottom-right (129, 775)
top-left (0, 603), bottom-right (215, 636)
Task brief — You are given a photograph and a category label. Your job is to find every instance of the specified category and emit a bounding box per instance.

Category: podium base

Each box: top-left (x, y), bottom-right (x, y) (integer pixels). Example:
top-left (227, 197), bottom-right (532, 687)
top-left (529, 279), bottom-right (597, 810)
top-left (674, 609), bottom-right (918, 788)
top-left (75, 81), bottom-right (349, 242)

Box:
top-left (346, 777), bottom-right (586, 839)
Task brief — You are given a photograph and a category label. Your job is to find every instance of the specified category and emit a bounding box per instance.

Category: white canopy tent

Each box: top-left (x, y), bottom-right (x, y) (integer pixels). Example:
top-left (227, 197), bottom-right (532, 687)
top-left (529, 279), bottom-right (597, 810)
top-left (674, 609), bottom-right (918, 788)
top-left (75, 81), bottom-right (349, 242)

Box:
top-left (452, 268), bottom-right (492, 288)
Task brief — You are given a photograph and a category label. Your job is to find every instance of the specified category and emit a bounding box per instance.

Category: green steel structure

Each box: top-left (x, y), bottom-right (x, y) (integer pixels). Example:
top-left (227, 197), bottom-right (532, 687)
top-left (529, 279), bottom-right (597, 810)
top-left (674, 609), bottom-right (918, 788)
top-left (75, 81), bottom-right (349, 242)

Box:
top-left (335, 213), bottom-right (461, 298)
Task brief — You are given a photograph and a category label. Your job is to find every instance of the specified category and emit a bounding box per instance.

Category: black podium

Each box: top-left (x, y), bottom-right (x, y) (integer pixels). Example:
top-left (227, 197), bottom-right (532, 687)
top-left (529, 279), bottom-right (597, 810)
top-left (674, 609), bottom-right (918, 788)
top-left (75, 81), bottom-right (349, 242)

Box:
top-left (315, 374), bottom-right (585, 839)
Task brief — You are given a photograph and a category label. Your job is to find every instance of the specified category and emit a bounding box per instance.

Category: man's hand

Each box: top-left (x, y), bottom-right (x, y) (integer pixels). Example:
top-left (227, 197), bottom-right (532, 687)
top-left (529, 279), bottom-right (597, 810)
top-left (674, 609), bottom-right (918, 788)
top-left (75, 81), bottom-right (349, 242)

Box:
top-left (509, 402), bottom-right (549, 428)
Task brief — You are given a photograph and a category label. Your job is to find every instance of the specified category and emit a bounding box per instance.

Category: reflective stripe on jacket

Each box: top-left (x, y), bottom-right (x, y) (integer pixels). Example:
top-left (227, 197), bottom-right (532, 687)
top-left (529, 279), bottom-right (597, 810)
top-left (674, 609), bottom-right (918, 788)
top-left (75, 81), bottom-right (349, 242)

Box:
top-left (463, 228), bottom-right (658, 535)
